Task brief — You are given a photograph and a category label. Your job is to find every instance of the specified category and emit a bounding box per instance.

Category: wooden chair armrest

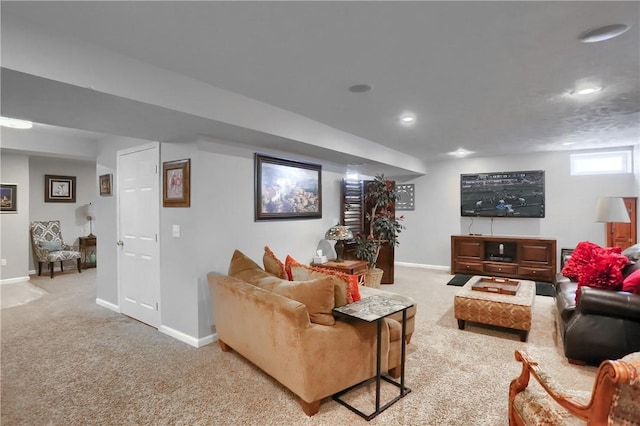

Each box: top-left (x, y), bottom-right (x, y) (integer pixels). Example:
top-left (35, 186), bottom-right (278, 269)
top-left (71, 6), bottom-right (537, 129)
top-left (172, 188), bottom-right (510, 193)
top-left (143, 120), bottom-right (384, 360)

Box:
top-left (510, 350), bottom-right (637, 424)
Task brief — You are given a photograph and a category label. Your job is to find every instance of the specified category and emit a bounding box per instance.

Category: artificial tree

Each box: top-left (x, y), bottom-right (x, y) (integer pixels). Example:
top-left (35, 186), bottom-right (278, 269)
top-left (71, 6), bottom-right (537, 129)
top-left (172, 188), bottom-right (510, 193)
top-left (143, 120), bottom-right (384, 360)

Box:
top-left (355, 174), bottom-right (405, 285)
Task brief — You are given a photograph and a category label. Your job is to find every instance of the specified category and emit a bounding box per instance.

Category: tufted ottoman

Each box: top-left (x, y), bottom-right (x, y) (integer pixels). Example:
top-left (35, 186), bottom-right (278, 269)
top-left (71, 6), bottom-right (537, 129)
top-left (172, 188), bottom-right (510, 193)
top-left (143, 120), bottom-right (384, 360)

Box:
top-left (454, 276), bottom-right (535, 342)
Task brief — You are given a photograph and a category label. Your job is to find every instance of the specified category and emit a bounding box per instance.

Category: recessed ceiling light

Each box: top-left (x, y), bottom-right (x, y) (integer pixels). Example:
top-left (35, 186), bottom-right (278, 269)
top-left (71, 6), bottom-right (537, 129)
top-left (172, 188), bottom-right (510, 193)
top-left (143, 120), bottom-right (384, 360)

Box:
top-left (399, 112), bottom-right (416, 125)
top-left (348, 84), bottom-right (373, 93)
top-left (0, 116), bottom-right (33, 129)
top-left (579, 24), bottom-right (630, 43)
top-left (448, 148), bottom-right (473, 158)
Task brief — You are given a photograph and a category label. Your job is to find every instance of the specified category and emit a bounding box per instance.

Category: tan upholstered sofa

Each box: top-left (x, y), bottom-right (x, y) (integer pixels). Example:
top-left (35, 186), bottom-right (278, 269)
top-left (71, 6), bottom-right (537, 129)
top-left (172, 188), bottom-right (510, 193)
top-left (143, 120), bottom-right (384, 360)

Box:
top-left (207, 249), bottom-right (417, 416)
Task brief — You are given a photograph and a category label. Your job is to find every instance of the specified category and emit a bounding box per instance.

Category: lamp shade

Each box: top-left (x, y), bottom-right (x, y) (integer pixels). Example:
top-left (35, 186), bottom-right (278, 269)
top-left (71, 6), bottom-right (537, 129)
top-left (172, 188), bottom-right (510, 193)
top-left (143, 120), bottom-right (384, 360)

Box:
top-left (325, 225), bottom-right (353, 241)
top-left (87, 202), bottom-right (95, 218)
top-left (595, 197), bottom-right (630, 223)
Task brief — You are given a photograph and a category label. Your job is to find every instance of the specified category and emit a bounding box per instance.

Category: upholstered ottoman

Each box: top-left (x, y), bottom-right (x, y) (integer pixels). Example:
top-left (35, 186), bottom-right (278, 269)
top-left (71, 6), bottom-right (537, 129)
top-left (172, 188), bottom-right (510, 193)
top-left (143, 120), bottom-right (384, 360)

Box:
top-left (454, 276), bottom-right (535, 342)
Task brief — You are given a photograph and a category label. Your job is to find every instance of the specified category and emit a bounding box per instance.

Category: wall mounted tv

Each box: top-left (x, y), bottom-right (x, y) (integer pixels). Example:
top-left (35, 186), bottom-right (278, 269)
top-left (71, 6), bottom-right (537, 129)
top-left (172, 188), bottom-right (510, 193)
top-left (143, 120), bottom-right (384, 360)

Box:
top-left (460, 170), bottom-right (545, 218)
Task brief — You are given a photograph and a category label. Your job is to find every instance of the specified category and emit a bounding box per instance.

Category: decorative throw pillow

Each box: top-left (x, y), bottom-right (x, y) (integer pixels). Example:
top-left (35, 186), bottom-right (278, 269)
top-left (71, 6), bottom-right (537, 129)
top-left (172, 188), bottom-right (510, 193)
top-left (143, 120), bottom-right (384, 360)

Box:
top-left (228, 249), bottom-right (263, 276)
top-left (562, 241), bottom-right (601, 279)
top-left (575, 249), bottom-right (628, 302)
top-left (291, 264), bottom-right (351, 307)
top-left (253, 275), bottom-right (336, 326)
top-left (39, 240), bottom-right (63, 251)
top-left (263, 246), bottom-right (286, 279)
top-left (622, 269), bottom-right (640, 294)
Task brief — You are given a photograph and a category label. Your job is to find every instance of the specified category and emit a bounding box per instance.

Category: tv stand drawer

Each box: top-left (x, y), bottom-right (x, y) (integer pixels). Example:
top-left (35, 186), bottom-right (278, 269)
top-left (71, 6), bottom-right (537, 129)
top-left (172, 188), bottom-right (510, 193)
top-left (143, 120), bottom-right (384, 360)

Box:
top-left (455, 261), bottom-right (484, 274)
top-left (484, 262), bottom-right (518, 275)
top-left (518, 266), bottom-right (553, 281)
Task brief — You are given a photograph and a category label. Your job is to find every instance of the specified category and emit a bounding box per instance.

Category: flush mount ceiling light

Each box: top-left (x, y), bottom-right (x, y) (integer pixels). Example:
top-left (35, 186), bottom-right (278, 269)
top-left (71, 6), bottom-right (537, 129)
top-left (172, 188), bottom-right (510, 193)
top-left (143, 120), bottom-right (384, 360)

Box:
top-left (579, 24), bottom-right (630, 43)
top-left (0, 116), bottom-right (33, 129)
top-left (575, 86), bottom-right (602, 95)
top-left (399, 112), bottom-right (416, 125)
top-left (448, 148), bottom-right (473, 158)
top-left (348, 84), bottom-right (373, 93)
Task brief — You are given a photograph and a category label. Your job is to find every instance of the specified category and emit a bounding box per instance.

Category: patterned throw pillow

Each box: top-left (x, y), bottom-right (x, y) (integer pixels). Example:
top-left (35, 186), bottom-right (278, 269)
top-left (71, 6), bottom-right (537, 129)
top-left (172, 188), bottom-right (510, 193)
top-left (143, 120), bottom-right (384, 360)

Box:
top-left (263, 246), bottom-right (286, 279)
top-left (39, 240), bottom-right (63, 251)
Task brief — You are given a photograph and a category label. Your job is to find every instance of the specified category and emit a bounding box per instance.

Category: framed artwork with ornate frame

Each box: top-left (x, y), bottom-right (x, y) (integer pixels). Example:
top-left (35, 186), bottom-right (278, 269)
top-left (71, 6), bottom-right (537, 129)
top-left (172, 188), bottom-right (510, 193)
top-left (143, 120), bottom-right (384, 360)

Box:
top-left (99, 173), bottom-right (113, 196)
top-left (396, 184), bottom-right (415, 211)
top-left (163, 159), bottom-right (191, 207)
top-left (255, 154), bottom-right (322, 220)
top-left (44, 175), bottom-right (76, 203)
top-left (0, 184), bottom-right (17, 213)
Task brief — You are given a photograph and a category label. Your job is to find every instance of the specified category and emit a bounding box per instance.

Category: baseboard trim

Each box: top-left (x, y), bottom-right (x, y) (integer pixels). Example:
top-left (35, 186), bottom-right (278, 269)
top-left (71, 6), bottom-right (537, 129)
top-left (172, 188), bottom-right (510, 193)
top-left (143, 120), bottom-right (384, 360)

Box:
top-left (395, 262), bottom-right (450, 271)
top-left (0, 276), bottom-right (30, 285)
top-left (95, 298), bottom-right (120, 313)
top-left (159, 325), bottom-right (217, 348)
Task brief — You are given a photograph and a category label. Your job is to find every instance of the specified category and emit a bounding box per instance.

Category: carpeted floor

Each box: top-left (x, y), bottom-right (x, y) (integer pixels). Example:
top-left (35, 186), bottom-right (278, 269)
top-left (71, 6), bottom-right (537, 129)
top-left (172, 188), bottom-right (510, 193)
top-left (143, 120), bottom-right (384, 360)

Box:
top-left (447, 274), bottom-right (555, 297)
top-left (1, 267), bottom-right (597, 425)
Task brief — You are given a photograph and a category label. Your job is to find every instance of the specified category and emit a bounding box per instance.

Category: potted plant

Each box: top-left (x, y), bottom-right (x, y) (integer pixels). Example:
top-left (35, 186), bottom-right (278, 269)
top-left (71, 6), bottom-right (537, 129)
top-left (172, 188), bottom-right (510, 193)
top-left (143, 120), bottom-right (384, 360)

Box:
top-left (355, 174), bottom-right (405, 287)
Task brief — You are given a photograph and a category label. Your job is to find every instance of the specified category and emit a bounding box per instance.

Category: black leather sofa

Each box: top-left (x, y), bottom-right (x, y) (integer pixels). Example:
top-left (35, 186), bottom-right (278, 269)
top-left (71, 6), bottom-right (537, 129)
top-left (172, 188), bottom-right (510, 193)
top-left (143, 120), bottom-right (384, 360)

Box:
top-left (555, 248), bottom-right (640, 366)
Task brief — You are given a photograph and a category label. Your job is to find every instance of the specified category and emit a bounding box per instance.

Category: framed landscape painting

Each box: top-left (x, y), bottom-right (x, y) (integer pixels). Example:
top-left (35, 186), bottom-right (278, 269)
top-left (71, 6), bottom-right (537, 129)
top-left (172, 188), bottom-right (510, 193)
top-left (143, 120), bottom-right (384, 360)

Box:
top-left (0, 184), bottom-right (17, 213)
top-left (255, 154), bottom-right (322, 220)
top-left (44, 175), bottom-right (76, 203)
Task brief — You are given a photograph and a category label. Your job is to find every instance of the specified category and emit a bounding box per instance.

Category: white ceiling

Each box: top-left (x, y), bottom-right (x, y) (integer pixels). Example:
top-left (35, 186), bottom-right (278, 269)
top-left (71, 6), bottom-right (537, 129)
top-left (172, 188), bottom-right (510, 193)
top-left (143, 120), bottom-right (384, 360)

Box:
top-left (1, 1), bottom-right (639, 174)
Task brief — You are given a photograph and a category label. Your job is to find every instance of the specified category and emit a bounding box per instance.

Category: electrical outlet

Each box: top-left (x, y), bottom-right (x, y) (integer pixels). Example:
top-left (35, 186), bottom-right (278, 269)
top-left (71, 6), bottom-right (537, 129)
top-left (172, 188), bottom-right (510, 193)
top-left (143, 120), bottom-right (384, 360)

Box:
top-left (1, 259), bottom-right (7, 266)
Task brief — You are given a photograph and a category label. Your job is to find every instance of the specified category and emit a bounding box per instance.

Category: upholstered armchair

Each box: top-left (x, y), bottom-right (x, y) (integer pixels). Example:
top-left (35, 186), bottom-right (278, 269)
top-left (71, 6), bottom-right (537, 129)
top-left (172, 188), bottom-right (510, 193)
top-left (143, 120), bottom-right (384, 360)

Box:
top-left (30, 220), bottom-right (82, 278)
top-left (509, 350), bottom-right (640, 425)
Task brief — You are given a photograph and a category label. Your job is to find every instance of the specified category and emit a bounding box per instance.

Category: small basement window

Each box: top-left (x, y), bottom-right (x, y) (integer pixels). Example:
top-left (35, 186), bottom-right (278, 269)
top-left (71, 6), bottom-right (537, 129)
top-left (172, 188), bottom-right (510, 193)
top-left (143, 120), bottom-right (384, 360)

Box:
top-left (570, 149), bottom-right (633, 175)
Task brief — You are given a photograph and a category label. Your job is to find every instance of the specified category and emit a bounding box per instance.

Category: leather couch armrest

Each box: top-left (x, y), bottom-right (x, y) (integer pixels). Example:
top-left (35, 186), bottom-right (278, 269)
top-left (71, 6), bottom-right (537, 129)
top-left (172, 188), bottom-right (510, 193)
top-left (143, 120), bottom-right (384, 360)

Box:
top-left (576, 287), bottom-right (640, 322)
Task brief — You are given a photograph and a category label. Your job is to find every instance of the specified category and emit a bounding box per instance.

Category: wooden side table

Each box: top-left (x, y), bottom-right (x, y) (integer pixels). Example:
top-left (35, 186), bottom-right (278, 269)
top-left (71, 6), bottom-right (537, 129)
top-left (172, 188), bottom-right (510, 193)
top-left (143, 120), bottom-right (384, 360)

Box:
top-left (310, 259), bottom-right (368, 285)
top-left (79, 236), bottom-right (97, 268)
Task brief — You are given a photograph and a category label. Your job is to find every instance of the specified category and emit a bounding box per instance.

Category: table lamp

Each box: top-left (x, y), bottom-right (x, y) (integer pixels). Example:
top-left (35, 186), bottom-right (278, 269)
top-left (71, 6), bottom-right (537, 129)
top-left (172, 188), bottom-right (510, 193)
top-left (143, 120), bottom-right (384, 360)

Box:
top-left (86, 202), bottom-right (96, 237)
top-left (325, 224), bottom-right (353, 262)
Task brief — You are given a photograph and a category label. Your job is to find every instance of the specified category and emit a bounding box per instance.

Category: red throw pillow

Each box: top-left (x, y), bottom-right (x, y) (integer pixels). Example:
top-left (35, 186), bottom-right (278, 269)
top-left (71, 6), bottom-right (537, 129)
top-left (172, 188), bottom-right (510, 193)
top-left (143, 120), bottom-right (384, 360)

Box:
top-left (622, 269), bottom-right (640, 294)
top-left (349, 274), bottom-right (362, 302)
top-left (562, 241), bottom-right (600, 279)
top-left (575, 249), bottom-right (628, 303)
top-left (284, 254), bottom-right (302, 281)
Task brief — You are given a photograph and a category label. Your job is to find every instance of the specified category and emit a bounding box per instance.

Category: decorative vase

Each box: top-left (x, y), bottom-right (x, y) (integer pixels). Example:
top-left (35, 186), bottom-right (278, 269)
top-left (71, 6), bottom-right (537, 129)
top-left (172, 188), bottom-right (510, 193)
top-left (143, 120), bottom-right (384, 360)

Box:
top-left (89, 251), bottom-right (96, 264)
top-left (364, 267), bottom-right (384, 288)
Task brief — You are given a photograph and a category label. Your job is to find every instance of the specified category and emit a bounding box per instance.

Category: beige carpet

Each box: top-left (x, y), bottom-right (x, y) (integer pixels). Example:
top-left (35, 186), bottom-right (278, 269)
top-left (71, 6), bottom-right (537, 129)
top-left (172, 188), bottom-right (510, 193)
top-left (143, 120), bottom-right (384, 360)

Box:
top-left (0, 281), bottom-right (48, 310)
top-left (1, 266), bottom-right (597, 425)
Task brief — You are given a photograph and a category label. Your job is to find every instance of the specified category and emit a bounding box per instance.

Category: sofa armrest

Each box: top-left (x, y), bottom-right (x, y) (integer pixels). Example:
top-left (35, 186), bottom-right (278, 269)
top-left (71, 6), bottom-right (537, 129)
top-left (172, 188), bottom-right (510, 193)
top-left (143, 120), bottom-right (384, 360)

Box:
top-left (577, 287), bottom-right (640, 322)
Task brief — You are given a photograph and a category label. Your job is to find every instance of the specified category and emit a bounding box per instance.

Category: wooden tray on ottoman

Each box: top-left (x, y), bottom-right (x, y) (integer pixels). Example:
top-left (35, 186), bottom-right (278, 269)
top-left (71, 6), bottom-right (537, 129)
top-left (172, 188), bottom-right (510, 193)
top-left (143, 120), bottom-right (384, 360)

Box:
top-left (472, 277), bottom-right (521, 295)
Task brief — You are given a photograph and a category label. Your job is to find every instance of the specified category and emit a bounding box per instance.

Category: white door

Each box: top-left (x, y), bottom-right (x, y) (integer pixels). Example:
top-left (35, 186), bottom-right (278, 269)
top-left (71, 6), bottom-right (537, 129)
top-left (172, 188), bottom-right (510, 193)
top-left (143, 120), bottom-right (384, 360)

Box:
top-left (117, 142), bottom-right (160, 328)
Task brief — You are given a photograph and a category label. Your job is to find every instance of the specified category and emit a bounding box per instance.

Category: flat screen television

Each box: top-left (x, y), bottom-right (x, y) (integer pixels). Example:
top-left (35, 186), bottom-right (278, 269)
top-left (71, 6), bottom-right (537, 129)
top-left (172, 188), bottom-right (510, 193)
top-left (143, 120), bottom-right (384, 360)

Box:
top-left (460, 170), bottom-right (545, 218)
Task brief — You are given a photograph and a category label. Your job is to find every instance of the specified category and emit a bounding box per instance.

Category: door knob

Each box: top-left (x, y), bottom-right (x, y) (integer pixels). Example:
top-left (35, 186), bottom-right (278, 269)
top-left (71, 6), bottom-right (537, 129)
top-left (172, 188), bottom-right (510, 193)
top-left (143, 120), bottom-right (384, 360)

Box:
top-left (117, 240), bottom-right (124, 246)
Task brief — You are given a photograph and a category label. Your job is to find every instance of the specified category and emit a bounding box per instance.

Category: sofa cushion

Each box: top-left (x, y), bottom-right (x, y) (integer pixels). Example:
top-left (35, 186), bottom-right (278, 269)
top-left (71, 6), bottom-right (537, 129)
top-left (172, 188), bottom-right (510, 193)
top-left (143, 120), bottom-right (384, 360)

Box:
top-left (622, 243), bottom-right (640, 262)
top-left (555, 281), bottom-right (578, 323)
top-left (228, 249), bottom-right (264, 276)
top-left (251, 275), bottom-right (336, 326)
top-left (263, 246), bottom-right (287, 279)
top-left (622, 269), bottom-right (640, 294)
top-left (286, 255), bottom-right (361, 305)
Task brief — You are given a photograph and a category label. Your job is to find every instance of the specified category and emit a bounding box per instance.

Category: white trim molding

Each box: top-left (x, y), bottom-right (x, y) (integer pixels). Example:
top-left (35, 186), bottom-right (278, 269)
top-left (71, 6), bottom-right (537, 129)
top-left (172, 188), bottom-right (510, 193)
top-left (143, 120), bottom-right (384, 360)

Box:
top-left (96, 298), bottom-right (120, 313)
top-left (395, 261), bottom-right (450, 271)
top-left (0, 276), bottom-right (30, 285)
top-left (159, 325), bottom-right (217, 348)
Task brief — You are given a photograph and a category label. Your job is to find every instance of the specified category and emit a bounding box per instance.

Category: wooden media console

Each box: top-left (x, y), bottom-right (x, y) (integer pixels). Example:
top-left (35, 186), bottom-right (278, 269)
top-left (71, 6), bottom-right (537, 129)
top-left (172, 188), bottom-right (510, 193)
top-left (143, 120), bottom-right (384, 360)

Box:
top-left (450, 234), bottom-right (557, 283)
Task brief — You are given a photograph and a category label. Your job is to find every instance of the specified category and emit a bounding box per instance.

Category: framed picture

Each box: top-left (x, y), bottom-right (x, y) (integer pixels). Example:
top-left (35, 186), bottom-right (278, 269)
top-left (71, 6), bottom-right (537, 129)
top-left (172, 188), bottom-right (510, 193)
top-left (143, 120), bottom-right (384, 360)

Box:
top-left (44, 175), bottom-right (76, 203)
top-left (163, 159), bottom-right (191, 207)
top-left (255, 154), bottom-right (322, 220)
top-left (396, 184), bottom-right (415, 211)
top-left (99, 174), bottom-right (113, 196)
top-left (0, 184), bottom-right (17, 213)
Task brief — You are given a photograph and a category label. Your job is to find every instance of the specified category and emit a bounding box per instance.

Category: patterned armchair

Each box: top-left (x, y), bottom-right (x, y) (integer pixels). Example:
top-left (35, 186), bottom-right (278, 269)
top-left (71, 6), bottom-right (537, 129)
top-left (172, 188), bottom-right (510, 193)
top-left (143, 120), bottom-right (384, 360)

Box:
top-left (30, 220), bottom-right (82, 278)
top-left (509, 350), bottom-right (640, 425)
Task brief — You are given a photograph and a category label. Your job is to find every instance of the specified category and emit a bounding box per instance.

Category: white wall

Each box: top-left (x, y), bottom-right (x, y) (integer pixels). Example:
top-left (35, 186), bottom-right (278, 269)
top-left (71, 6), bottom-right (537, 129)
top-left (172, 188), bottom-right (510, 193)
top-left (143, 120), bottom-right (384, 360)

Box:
top-left (396, 150), bottom-right (639, 269)
top-left (0, 152), bottom-right (30, 281)
top-left (28, 156), bottom-right (97, 272)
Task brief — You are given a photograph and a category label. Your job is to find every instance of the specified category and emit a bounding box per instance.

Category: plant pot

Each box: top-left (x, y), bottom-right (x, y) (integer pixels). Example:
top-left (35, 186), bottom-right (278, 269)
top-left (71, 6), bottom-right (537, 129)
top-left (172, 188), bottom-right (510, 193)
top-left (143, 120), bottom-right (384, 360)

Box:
top-left (364, 267), bottom-right (384, 288)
